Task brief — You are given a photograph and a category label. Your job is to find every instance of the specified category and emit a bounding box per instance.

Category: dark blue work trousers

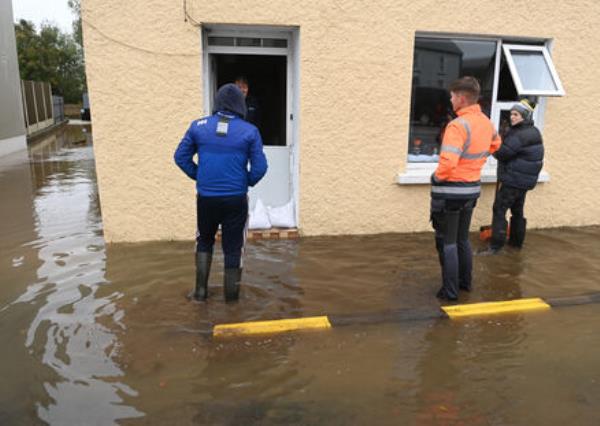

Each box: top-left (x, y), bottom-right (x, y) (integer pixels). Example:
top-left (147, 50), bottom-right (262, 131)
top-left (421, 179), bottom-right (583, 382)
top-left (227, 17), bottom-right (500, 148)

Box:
top-left (430, 198), bottom-right (476, 299)
top-left (196, 195), bottom-right (248, 269)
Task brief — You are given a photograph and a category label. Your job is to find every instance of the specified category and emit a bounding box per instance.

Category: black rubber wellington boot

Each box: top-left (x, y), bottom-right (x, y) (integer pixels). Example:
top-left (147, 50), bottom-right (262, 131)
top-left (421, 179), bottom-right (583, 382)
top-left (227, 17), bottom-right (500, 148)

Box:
top-left (190, 252), bottom-right (212, 301)
top-left (508, 217), bottom-right (527, 248)
top-left (477, 243), bottom-right (502, 256)
top-left (478, 220), bottom-right (506, 255)
top-left (224, 268), bottom-right (242, 302)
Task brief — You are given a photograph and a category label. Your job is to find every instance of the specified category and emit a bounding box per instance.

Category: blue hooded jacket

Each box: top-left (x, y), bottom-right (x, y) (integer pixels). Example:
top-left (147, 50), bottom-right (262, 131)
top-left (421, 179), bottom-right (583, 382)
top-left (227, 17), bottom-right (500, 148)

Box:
top-left (174, 84), bottom-right (268, 197)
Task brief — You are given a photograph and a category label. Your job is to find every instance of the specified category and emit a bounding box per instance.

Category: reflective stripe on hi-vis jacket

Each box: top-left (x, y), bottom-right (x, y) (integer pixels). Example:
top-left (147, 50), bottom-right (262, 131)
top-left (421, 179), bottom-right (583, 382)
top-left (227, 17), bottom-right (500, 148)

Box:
top-left (432, 104), bottom-right (501, 200)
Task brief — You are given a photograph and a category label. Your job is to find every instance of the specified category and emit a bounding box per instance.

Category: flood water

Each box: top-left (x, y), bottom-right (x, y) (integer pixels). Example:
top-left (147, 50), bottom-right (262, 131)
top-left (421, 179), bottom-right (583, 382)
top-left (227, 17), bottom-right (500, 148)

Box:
top-left (1, 126), bottom-right (600, 425)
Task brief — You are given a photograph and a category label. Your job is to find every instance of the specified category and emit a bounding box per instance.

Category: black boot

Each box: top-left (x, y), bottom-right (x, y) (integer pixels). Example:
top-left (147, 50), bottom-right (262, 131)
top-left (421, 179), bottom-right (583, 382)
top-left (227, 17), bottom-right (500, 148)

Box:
top-left (436, 286), bottom-right (458, 301)
top-left (508, 217), bottom-right (527, 248)
top-left (190, 252), bottom-right (212, 301)
top-left (224, 268), bottom-right (242, 302)
top-left (477, 244), bottom-right (502, 256)
top-left (480, 217), bottom-right (507, 255)
top-left (492, 227), bottom-right (507, 250)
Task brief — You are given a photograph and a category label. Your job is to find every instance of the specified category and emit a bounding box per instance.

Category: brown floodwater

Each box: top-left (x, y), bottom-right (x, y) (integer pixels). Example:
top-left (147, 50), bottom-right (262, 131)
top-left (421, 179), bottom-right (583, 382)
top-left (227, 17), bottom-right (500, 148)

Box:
top-left (1, 125), bottom-right (600, 425)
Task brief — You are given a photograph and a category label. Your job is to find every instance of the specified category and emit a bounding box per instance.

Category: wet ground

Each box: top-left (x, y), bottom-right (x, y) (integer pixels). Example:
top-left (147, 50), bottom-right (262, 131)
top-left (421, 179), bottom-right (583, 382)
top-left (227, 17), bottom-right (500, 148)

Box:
top-left (1, 126), bottom-right (600, 425)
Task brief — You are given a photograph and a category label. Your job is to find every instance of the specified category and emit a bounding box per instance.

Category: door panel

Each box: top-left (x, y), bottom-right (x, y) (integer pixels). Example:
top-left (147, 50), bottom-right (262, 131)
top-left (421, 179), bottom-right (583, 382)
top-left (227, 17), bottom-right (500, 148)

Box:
top-left (203, 29), bottom-right (296, 221)
top-left (248, 147), bottom-right (290, 211)
top-left (207, 52), bottom-right (291, 210)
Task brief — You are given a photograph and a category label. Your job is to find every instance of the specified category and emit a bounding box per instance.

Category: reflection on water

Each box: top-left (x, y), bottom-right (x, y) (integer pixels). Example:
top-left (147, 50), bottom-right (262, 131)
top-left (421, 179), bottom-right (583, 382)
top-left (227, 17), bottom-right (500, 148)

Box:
top-left (1, 125), bottom-right (600, 425)
top-left (0, 126), bottom-right (142, 425)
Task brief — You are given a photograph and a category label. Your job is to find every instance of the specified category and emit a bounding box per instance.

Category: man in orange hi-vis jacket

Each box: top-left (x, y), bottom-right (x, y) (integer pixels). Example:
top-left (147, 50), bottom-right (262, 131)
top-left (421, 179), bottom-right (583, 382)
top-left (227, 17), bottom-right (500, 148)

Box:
top-left (430, 77), bottom-right (501, 301)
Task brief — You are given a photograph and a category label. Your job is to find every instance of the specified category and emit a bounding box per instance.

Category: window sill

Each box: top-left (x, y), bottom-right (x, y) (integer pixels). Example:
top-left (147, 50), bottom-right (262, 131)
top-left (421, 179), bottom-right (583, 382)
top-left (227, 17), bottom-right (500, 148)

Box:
top-left (396, 164), bottom-right (550, 185)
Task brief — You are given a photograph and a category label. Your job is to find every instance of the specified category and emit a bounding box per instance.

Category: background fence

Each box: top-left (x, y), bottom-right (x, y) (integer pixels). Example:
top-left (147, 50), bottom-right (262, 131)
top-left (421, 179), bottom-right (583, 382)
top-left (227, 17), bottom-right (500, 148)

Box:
top-left (52, 95), bottom-right (65, 124)
top-left (21, 80), bottom-right (58, 136)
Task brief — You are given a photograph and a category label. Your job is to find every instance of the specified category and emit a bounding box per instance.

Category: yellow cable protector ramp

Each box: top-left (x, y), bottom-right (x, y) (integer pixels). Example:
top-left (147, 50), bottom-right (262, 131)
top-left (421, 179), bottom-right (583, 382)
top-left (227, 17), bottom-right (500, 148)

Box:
top-left (213, 316), bottom-right (332, 337)
top-left (442, 298), bottom-right (551, 318)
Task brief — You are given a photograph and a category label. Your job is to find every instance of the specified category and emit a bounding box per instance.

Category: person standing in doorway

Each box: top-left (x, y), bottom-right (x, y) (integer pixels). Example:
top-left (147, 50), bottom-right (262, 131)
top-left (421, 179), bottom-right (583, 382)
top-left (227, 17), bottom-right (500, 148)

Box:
top-left (234, 76), bottom-right (261, 128)
top-left (485, 99), bottom-right (543, 253)
top-left (174, 83), bottom-right (268, 302)
top-left (431, 77), bottom-right (501, 301)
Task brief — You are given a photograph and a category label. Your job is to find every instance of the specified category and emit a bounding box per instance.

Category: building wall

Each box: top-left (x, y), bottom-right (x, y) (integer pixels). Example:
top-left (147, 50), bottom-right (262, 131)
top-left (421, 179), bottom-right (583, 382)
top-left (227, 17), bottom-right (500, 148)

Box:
top-left (0, 0), bottom-right (26, 155)
top-left (83, 0), bottom-right (600, 242)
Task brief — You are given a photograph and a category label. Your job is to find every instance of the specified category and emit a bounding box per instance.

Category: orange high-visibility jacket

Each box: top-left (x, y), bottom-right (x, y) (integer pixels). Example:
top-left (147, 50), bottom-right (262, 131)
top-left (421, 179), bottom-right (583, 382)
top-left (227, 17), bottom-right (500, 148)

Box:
top-left (431, 104), bottom-right (501, 199)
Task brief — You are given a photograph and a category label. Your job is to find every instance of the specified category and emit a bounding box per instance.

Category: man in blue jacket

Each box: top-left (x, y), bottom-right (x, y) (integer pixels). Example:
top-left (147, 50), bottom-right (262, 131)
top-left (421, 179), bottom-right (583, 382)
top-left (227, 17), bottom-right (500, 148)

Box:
top-left (174, 83), bottom-right (268, 302)
top-left (487, 99), bottom-right (544, 253)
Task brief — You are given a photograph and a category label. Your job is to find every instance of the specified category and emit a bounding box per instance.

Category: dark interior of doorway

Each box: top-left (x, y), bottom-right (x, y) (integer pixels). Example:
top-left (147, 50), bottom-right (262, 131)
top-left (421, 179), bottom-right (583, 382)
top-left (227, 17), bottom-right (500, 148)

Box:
top-left (214, 54), bottom-right (287, 146)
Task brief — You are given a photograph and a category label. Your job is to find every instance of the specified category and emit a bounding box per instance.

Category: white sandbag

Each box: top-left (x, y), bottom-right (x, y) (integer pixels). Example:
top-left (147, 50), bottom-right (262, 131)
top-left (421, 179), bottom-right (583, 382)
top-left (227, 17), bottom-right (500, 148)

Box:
top-left (248, 199), bottom-right (271, 230)
top-left (267, 199), bottom-right (296, 228)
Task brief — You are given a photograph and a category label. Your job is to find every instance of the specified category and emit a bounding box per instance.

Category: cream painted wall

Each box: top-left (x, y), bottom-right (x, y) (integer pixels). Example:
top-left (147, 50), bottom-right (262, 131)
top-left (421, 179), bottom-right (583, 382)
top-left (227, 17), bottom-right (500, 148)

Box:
top-left (83, 0), bottom-right (600, 242)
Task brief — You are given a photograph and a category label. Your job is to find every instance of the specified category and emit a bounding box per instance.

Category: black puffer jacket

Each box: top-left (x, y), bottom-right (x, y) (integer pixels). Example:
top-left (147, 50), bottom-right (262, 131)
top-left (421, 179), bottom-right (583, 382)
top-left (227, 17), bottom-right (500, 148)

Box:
top-left (495, 120), bottom-right (544, 190)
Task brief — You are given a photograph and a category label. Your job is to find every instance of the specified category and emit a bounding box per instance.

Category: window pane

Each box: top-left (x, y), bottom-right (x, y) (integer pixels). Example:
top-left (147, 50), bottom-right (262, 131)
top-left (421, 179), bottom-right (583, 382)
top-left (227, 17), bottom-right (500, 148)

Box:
top-left (407, 38), bottom-right (497, 162)
top-left (511, 50), bottom-right (557, 91)
top-left (208, 36), bottom-right (234, 46)
top-left (262, 38), bottom-right (288, 48)
top-left (236, 37), bottom-right (261, 47)
top-left (498, 109), bottom-right (512, 139)
top-left (497, 55), bottom-right (519, 101)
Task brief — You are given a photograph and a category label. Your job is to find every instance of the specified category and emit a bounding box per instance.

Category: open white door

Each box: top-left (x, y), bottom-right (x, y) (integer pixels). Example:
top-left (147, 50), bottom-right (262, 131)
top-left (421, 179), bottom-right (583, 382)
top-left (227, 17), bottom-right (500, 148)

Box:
top-left (202, 27), bottom-right (298, 225)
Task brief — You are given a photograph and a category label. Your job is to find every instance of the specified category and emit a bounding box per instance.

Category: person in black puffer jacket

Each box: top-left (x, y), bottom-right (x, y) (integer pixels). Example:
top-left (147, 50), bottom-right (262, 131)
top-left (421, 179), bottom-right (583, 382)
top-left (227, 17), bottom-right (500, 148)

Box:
top-left (488, 99), bottom-right (544, 252)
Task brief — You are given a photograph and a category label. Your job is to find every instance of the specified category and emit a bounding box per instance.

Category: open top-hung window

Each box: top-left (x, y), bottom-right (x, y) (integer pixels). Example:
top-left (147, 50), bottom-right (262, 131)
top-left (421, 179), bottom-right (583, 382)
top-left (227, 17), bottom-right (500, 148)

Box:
top-left (399, 34), bottom-right (564, 184)
top-left (502, 44), bottom-right (565, 96)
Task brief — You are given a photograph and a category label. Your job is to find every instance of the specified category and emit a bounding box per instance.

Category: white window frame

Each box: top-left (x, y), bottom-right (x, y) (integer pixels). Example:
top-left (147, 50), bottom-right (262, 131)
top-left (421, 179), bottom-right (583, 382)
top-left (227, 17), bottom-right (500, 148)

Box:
top-left (502, 44), bottom-right (565, 97)
top-left (398, 33), bottom-right (558, 185)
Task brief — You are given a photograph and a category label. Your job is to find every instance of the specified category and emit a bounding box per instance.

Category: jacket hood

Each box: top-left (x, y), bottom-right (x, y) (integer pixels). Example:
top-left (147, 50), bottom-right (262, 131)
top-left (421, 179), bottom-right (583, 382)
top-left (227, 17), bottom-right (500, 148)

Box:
top-left (213, 83), bottom-right (247, 118)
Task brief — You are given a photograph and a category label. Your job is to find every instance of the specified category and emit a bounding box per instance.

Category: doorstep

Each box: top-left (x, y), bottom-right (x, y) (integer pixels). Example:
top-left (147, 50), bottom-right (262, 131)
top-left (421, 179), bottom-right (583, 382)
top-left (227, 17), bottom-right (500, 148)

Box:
top-left (216, 228), bottom-right (300, 241)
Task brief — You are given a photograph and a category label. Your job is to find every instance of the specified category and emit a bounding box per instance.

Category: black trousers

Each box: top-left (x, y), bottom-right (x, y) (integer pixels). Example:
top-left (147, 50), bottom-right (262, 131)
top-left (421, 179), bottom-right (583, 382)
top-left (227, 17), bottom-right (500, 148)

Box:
top-left (491, 184), bottom-right (527, 249)
top-left (431, 198), bottom-right (476, 299)
top-left (196, 195), bottom-right (248, 269)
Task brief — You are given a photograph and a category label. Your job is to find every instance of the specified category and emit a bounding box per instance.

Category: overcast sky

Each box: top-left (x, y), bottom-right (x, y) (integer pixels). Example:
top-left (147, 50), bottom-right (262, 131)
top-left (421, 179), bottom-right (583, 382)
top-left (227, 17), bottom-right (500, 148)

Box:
top-left (12, 0), bottom-right (74, 34)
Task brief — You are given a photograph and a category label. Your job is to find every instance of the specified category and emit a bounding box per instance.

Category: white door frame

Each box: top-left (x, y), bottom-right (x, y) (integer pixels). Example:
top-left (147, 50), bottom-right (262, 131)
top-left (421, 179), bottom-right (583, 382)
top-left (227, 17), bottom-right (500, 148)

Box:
top-left (201, 25), bottom-right (300, 226)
